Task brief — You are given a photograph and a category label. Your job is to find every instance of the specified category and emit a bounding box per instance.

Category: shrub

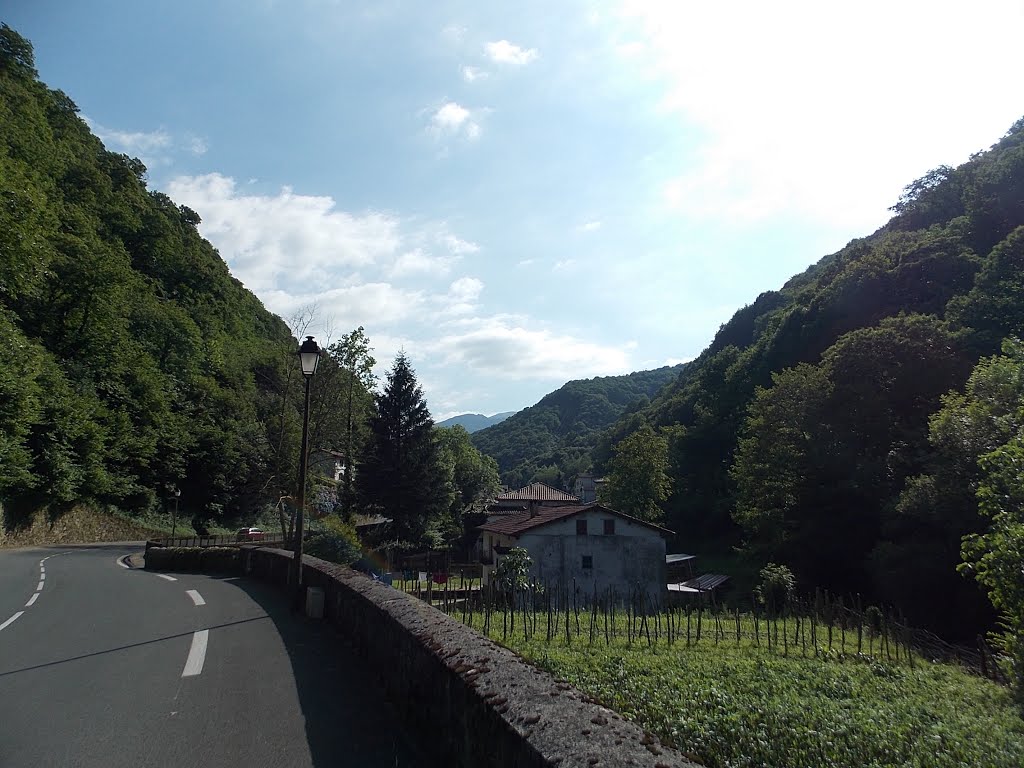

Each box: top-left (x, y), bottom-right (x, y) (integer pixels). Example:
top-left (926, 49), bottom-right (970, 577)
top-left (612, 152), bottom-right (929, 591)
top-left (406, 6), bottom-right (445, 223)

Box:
top-left (305, 519), bottom-right (361, 566)
top-left (495, 547), bottom-right (533, 593)
top-left (755, 563), bottom-right (796, 613)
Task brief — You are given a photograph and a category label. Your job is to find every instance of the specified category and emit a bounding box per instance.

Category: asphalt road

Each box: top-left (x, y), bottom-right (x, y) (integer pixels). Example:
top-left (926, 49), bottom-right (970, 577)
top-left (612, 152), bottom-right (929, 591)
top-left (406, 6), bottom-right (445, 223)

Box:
top-left (0, 543), bottom-right (429, 768)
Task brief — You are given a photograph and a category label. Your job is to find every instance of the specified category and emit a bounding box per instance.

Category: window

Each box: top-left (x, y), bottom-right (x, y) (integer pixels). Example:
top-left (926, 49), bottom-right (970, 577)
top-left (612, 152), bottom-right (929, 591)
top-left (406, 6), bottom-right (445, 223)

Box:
top-left (603, 519), bottom-right (615, 535)
top-left (582, 555), bottom-right (593, 569)
top-left (576, 519), bottom-right (588, 535)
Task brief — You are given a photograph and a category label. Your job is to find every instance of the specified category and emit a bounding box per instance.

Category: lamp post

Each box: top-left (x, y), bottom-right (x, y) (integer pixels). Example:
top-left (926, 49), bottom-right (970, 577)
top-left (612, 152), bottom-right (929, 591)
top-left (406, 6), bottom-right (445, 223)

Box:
top-left (292, 335), bottom-right (321, 601)
top-left (170, 486), bottom-right (181, 541)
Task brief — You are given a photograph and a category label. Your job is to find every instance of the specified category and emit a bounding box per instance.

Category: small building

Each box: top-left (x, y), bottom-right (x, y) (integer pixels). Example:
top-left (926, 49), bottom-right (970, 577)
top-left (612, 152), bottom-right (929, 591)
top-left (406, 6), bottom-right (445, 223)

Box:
top-left (477, 503), bottom-right (672, 600)
top-left (469, 482), bottom-right (579, 564)
top-left (309, 448), bottom-right (348, 483)
top-left (572, 473), bottom-right (606, 504)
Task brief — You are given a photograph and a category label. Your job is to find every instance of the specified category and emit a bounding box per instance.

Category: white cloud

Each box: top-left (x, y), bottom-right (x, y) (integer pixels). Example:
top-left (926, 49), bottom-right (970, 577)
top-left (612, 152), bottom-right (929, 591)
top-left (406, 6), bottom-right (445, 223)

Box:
top-left (577, 220), bottom-right (602, 232)
top-left (441, 233), bottom-right (480, 255)
top-left (265, 282), bottom-right (424, 330)
top-left (167, 173), bottom-right (401, 293)
top-left (448, 277), bottom-right (483, 302)
top-left (433, 102), bottom-right (470, 128)
top-left (442, 24), bottom-right (467, 43)
top-left (616, 0), bottom-right (1024, 229)
top-left (85, 117), bottom-right (209, 166)
top-left (430, 102), bottom-right (482, 141)
top-left (164, 173), bottom-right (497, 367)
top-left (462, 66), bottom-right (488, 82)
top-left (431, 317), bottom-right (632, 380)
top-left (436, 277), bottom-right (485, 316)
top-left (517, 259), bottom-right (535, 267)
top-left (390, 248), bottom-right (454, 278)
top-left (484, 40), bottom-right (539, 66)
top-left (553, 259), bottom-right (577, 271)
top-left (88, 121), bottom-right (171, 155)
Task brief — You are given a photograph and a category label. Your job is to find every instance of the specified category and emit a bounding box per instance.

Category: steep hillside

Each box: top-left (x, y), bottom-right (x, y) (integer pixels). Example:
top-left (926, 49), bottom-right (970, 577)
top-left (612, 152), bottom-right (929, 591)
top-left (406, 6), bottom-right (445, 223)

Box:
top-left (437, 411), bottom-right (516, 433)
top-left (472, 365), bottom-right (685, 486)
top-left (0, 27), bottom-right (303, 531)
top-left (595, 116), bottom-right (1024, 638)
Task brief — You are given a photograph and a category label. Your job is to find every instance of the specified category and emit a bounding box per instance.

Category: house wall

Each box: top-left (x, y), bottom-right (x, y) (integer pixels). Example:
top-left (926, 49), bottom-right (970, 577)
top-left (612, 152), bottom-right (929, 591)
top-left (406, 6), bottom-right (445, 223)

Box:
top-left (480, 530), bottom-right (517, 583)
top-left (518, 510), bottom-right (666, 601)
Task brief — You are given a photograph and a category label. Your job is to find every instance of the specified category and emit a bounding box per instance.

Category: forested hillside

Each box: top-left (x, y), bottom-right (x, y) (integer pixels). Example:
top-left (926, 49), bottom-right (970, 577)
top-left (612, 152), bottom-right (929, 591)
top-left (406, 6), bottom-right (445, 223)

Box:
top-left (0, 27), bottom-right (305, 530)
top-left (595, 117), bottom-right (1024, 639)
top-left (472, 364), bottom-right (684, 487)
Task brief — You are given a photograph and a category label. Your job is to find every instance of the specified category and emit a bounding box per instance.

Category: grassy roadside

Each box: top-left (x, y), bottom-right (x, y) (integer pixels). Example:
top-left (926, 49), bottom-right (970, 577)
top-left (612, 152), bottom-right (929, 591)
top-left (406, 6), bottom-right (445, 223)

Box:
top-left (0, 504), bottom-right (165, 548)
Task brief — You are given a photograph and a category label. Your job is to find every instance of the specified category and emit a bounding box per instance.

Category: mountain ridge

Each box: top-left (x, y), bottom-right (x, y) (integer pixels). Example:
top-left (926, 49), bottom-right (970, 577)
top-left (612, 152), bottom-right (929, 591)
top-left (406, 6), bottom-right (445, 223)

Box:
top-left (471, 364), bottom-right (686, 487)
top-left (437, 411), bottom-right (516, 433)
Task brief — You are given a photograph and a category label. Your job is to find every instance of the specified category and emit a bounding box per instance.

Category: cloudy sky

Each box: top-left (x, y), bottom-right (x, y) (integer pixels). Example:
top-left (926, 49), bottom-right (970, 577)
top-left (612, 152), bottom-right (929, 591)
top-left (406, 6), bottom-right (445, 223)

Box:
top-left (8, 1), bottom-right (1023, 418)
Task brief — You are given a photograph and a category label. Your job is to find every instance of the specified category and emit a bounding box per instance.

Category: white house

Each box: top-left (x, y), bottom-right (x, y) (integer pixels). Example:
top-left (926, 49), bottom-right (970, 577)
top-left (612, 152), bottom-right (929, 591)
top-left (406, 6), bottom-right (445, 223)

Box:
top-left (477, 503), bottom-right (671, 600)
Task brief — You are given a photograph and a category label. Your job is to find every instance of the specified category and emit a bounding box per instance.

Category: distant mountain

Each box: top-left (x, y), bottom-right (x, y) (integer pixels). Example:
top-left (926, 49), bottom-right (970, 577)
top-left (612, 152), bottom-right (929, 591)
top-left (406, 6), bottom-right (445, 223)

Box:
top-left (437, 411), bottom-right (516, 433)
top-left (471, 365), bottom-right (686, 487)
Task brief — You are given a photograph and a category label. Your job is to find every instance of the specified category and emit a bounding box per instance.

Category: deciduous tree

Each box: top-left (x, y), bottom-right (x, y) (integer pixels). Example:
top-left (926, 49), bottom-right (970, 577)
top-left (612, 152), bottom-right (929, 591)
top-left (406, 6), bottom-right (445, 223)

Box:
top-left (598, 423), bottom-right (672, 523)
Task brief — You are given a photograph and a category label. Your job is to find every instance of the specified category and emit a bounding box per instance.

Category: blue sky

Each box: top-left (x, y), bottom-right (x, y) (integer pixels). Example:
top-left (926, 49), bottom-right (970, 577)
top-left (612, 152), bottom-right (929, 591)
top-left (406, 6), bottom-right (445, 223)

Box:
top-left (7, 1), bottom-right (1023, 419)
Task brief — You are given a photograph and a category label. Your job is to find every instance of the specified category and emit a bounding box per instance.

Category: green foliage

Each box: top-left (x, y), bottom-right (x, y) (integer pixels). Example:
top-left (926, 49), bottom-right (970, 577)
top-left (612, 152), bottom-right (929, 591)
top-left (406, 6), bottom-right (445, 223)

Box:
top-left (305, 517), bottom-right (362, 566)
top-left (955, 339), bottom-right (1024, 709)
top-left (732, 315), bottom-right (970, 596)
top-left (469, 609), bottom-right (1024, 768)
top-left (435, 425), bottom-right (501, 511)
top-left (329, 326), bottom-right (376, 515)
top-left (357, 353), bottom-right (446, 544)
top-left (755, 563), bottom-right (796, 611)
top-left (472, 365), bottom-right (685, 486)
top-left (494, 546), bottom-right (532, 592)
top-left (0, 25), bottom-right (299, 529)
top-left (598, 423), bottom-right (672, 523)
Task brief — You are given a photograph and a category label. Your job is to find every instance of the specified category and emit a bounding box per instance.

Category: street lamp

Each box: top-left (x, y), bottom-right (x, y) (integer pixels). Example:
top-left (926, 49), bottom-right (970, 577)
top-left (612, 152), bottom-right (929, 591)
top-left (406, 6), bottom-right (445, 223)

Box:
top-left (292, 335), bottom-right (321, 599)
top-left (170, 486), bottom-right (181, 541)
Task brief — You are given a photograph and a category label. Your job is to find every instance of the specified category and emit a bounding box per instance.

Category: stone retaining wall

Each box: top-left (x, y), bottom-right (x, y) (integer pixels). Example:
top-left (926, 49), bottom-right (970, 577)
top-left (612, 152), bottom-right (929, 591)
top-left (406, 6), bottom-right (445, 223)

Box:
top-left (242, 546), bottom-right (701, 768)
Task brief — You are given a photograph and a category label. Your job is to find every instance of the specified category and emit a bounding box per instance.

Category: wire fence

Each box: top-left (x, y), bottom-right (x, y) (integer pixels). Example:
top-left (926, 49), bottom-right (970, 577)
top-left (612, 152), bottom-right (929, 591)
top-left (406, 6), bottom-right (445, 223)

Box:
top-left (409, 577), bottom-right (1008, 686)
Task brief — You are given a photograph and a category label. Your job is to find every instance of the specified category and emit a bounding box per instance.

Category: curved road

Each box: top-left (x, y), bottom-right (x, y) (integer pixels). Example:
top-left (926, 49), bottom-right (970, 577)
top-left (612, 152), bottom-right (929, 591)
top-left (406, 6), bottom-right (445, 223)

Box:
top-left (0, 543), bottom-right (427, 767)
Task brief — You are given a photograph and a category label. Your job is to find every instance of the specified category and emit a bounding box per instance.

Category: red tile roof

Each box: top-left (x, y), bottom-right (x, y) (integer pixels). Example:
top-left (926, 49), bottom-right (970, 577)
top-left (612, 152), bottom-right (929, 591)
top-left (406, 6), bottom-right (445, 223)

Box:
top-left (496, 482), bottom-right (579, 503)
top-left (477, 503), bottom-right (674, 537)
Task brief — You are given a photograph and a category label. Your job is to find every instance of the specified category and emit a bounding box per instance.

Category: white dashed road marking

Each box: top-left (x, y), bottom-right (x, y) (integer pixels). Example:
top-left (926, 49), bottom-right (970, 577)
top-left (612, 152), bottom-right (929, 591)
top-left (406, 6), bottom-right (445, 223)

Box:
top-left (0, 612), bottom-right (24, 632)
top-left (157, 574), bottom-right (177, 582)
top-left (182, 630), bottom-right (209, 677)
top-left (25, 593), bottom-right (39, 607)
top-left (186, 590), bottom-right (206, 607)
top-left (35, 581), bottom-right (44, 592)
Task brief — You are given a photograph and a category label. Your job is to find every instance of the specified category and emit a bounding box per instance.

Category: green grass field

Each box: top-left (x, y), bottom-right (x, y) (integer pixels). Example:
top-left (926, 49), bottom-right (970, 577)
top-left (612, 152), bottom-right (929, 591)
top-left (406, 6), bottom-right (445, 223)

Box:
top-left (457, 606), bottom-right (1023, 768)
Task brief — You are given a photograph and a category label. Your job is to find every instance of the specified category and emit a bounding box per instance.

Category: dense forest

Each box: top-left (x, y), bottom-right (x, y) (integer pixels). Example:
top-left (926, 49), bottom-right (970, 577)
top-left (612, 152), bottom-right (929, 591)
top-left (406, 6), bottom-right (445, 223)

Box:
top-left (588, 117), bottom-right (1024, 643)
top-left (0, 27), bottom-right (346, 531)
top-left (470, 364), bottom-right (685, 487)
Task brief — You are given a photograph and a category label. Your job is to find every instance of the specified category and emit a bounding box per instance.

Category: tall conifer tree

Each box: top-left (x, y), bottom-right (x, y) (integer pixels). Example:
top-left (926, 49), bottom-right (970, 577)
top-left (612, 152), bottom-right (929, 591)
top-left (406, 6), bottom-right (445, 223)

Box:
top-left (357, 352), bottom-right (443, 543)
